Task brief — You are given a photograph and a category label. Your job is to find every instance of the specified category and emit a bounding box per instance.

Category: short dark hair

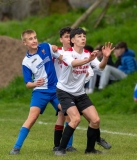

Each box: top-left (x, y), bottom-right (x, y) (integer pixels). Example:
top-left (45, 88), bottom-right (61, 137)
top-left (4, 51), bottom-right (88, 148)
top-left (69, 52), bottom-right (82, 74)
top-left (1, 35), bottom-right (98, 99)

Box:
top-left (70, 28), bottom-right (86, 47)
top-left (84, 45), bottom-right (94, 52)
top-left (59, 27), bottom-right (72, 38)
top-left (115, 41), bottom-right (128, 50)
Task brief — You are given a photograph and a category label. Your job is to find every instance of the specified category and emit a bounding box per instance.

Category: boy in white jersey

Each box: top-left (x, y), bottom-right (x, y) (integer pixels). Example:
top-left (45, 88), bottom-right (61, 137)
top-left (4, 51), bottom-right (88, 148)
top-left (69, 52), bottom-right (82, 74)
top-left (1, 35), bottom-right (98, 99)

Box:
top-left (55, 28), bottom-right (114, 156)
top-left (53, 27), bottom-right (77, 152)
top-left (9, 29), bottom-right (65, 155)
top-left (54, 27), bottom-right (111, 152)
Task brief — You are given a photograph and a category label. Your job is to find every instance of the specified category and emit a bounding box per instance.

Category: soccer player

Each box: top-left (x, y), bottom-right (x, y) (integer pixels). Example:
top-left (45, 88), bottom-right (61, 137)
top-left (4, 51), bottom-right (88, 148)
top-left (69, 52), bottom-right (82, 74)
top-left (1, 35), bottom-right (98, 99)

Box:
top-left (55, 28), bottom-right (114, 156)
top-left (54, 27), bottom-right (111, 152)
top-left (53, 27), bottom-right (77, 152)
top-left (9, 29), bottom-right (65, 155)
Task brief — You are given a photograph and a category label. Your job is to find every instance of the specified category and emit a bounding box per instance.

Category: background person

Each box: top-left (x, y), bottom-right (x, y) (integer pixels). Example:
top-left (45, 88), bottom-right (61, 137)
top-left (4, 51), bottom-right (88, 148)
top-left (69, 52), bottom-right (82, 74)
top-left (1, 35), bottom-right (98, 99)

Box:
top-left (85, 44), bottom-right (115, 94)
top-left (98, 41), bottom-right (137, 90)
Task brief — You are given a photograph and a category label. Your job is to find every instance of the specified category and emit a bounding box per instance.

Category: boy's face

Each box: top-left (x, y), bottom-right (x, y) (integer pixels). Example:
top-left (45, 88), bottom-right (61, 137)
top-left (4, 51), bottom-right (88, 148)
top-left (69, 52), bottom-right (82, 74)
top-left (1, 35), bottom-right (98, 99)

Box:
top-left (23, 32), bottom-right (38, 50)
top-left (60, 32), bottom-right (70, 49)
top-left (114, 48), bottom-right (125, 57)
top-left (97, 51), bottom-right (103, 59)
top-left (71, 33), bottom-right (86, 47)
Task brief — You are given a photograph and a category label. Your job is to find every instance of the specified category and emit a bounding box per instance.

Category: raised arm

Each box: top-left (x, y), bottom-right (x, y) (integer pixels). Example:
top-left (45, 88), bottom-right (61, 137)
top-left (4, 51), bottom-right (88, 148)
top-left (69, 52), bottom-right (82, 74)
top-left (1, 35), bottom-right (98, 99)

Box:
top-left (71, 50), bottom-right (98, 67)
top-left (99, 42), bottom-right (115, 69)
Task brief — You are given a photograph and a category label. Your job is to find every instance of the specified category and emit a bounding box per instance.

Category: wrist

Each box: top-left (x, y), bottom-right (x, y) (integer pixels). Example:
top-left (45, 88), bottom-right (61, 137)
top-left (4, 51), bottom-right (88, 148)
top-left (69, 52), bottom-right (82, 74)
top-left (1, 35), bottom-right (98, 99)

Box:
top-left (103, 56), bottom-right (109, 60)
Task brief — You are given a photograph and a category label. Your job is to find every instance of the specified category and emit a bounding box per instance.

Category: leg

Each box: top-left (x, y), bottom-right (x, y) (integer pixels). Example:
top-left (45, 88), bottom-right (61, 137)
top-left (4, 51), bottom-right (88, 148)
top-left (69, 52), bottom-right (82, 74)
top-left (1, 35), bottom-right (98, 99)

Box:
top-left (65, 116), bottom-right (77, 152)
top-left (83, 114), bottom-right (111, 149)
top-left (55, 106), bottom-right (80, 156)
top-left (82, 106), bottom-right (101, 154)
top-left (99, 65), bottom-right (127, 89)
top-left (9, 107), bottom-right (40, 154)
top-left (51, 96), bottom-right (65, 151)
top-left (53, 109), bottom-right (65, 150)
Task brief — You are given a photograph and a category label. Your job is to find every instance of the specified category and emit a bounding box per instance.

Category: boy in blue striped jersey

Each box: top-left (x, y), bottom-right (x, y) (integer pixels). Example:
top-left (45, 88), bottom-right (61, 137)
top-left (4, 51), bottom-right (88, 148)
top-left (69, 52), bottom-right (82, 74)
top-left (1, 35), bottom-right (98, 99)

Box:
top-left (9, 29), bottom-right (65, 155)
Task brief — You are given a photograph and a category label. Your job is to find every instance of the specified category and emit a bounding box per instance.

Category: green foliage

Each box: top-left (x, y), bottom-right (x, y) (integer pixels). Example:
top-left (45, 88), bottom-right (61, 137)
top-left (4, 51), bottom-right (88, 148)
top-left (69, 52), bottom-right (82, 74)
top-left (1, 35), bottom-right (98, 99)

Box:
top-left (0, 0), bottom-right (137, 50)
top-left (0, 76), bottom-right (31, 103)
top-left (0, 0), bottom-right (137, 114)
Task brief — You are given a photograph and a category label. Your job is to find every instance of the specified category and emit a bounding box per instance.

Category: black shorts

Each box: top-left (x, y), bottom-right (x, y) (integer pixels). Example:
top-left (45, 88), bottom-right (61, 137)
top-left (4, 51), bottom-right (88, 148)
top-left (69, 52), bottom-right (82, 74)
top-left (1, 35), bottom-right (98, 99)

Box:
top-left (56, 88), bottom-right (93, 114)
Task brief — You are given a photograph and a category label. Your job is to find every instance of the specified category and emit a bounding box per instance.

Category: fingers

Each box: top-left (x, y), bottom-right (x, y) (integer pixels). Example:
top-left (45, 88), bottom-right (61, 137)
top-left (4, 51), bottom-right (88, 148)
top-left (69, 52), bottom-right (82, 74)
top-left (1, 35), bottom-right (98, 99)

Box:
top-left (92, 50), bottom-right (99, 55)
top-left (36, 78), bottom-right (45, 86)
top-left (104, 42), bottom-right (113, 49)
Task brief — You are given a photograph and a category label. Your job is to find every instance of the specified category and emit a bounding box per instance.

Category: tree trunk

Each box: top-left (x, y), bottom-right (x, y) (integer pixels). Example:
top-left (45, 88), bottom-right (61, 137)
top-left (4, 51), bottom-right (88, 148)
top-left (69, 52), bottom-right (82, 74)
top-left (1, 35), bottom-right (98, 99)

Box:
top-left (71, 0), bottom-right (102, 29)
top-left (94, 0), bottom-right (113, 28)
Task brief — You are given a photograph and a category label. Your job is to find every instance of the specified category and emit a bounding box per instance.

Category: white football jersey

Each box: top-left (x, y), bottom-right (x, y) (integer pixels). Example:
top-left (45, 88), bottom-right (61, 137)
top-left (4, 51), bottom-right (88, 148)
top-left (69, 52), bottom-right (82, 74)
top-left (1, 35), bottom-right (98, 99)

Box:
top-left (53, 47), bottom-right (64, 79)
top-left (57, 47), bottom-right (101, 96)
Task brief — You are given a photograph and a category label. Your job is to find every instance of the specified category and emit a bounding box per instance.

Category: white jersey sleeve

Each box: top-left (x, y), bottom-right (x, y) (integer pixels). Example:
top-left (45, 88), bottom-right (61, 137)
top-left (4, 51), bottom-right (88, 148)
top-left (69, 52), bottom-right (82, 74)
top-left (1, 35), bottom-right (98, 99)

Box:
top-left (85, 66), bottom-right (94, 83)
top-left (62, 51), bottom-right (74, 66)
top-left (90, 57), bottom-right (102, 70)
top-left (53, 47), bottom-right (64, 79)
top-left (49, 44), bottom-right (60, 59)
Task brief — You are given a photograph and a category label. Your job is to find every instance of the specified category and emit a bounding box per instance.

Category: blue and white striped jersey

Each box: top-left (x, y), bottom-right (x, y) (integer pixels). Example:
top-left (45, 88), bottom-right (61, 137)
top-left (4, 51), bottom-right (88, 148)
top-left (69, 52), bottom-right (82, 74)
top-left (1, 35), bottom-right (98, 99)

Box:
top-left (22, 42), bottom-right (60, 92)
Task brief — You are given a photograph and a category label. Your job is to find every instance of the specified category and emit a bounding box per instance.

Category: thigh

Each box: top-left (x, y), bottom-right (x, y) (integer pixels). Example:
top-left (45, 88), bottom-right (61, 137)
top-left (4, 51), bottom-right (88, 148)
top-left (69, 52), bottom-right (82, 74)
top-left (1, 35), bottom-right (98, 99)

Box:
top-left (56, 88), bottom-right (75, 114)
top-left (50, 93), bottom-right (60, 111)
top-left (76, 94), bottom-right (93, 113)
top-left (82, 105), bottom-right (99, 122)
top-left (67, 106), bottom-right (80, 120)
top-left (110, 66), bottom-right (127, 79)
top-left (30, 91), bottom-right (50, 114)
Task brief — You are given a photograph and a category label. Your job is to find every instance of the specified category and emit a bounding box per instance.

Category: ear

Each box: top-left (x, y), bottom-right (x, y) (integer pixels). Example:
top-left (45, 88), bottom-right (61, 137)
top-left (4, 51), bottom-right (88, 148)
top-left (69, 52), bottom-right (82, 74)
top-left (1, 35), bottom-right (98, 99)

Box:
top-left (60, 38), bottom-right (63, 43)
top-left (23, 40), bottom-right (27, 46)
top-left (71, 37), bottom-right (75, 44)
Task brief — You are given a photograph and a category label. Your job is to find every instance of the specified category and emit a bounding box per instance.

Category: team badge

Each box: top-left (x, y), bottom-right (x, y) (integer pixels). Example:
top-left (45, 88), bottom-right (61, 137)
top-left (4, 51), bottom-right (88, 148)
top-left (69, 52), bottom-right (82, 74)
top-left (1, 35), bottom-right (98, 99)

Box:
top-left (42, 49), bottom-right (46, 54)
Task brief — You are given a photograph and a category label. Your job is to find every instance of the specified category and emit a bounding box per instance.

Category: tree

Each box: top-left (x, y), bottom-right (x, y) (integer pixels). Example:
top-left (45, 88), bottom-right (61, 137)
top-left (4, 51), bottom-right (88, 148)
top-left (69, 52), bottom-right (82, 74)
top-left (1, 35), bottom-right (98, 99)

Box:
top-left (71, 0), bottom-right (102, 29)
top-left (94, 0), bottom-right (113, 28)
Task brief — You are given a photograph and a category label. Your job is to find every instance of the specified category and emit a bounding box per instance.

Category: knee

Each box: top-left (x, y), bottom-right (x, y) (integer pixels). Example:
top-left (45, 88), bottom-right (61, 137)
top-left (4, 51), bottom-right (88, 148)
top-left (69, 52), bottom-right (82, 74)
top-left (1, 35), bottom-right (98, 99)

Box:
top-left (72, 116), bottom-right (81, 126)
top-left (91, 117), bottom-right (100, 127)
top-left (56, 111), bottom-right (65, 124)
top-left (29, 115), bottom-right (38, 122)
top-left (104, 65), bottom-right (110, 72)
top-left (58, 111), bottom-right (65, 119)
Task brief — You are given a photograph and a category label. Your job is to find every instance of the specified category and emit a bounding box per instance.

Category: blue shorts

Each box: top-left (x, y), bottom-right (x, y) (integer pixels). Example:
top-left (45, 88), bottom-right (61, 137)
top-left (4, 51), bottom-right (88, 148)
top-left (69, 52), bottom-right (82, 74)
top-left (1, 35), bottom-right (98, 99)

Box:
top-left (30, 90), bottom-right (59, 114)
top-left (134, 84), bottom-right (137, 99)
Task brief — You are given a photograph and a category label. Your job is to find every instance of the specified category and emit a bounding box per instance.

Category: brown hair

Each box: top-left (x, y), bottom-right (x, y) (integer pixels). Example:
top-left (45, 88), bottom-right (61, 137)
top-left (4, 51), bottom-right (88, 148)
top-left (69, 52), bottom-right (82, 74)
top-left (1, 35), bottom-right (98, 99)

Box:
top-left (95, 44), bottom-right (103, 51)
top-left (115, 41), bottom-right (128, 50)
top-left (21, 29), bottom-right (36, 41)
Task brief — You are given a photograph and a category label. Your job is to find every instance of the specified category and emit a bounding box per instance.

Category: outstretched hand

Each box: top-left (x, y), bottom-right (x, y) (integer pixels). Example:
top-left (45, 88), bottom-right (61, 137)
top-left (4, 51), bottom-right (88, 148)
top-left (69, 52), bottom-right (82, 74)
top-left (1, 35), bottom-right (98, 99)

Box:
top-left (88, 50), bottom-right (99, 62)
top-left (52, 45), bottom-right (58, 52)
top-left (102, 42), bottom-right (115, 58)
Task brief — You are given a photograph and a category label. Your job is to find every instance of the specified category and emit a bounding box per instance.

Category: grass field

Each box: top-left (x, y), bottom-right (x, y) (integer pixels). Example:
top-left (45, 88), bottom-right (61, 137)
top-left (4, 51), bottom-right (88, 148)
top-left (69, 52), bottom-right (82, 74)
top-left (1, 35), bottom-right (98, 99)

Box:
top-left (1, 97), bottom-right (137, 160)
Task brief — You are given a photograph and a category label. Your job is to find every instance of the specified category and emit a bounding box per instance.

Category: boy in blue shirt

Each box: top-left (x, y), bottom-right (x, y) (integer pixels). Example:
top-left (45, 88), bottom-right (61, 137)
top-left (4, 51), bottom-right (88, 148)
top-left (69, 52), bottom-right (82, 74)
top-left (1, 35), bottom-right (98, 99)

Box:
top-left (9, 29), bottom-right (65, 155)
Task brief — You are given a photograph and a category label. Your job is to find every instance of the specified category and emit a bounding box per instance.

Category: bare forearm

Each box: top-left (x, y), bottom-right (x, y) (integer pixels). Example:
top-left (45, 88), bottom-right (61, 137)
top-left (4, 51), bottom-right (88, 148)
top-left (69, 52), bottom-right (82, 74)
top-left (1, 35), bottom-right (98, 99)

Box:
top-left (26, 82), bottom-right (37, 89)
top-left (99, 57), bottom-right (109, 69)
top-left (71, 59), bottom-right (89, 67)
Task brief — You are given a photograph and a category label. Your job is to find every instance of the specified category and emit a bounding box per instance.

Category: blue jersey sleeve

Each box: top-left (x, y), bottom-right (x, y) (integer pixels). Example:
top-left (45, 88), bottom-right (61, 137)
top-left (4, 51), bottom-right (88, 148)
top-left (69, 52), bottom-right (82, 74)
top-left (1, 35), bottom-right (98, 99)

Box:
top-left (22, 65), bottom-right (33, 83)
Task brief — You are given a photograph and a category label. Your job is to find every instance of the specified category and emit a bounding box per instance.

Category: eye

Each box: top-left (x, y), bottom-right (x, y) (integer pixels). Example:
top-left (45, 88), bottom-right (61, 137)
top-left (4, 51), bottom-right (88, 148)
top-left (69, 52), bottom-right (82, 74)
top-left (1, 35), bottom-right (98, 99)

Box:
top-left (29, 37), bottom-right (33, 40)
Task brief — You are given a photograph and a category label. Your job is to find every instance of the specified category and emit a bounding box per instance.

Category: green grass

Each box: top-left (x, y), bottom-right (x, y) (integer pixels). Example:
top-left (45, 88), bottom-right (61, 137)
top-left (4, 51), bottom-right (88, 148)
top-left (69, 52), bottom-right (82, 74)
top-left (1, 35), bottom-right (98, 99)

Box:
top-left (0, 72), bottom-right (137, 159)
top-left (1, 102), bottom-right (137, 160)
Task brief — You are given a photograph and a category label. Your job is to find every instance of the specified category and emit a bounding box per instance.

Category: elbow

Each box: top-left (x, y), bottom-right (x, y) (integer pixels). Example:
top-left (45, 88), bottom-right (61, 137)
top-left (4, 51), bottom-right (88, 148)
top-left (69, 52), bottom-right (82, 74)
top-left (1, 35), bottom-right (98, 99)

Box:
top-left (26, 83), bottom-right (30, 89)
top-left (26, 82), bottom-right (32, 89)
